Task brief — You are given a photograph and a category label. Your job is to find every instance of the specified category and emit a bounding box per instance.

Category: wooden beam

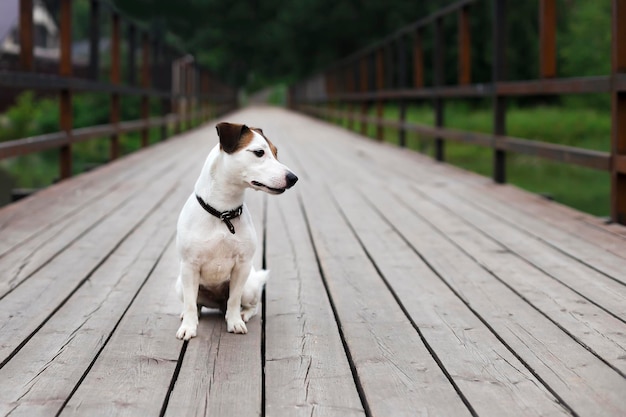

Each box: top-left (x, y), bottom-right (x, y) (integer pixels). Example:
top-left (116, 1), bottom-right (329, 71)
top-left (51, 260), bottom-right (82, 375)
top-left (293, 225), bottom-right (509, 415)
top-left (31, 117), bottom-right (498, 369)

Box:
top-left (141, 32), bottom-right (151, 148)
top-left (493, 0), bottom-right (507, 184)
top-left (458, 5), bottom-right (471, 85)
top-left (540, 0), bottom-right (557, 78)
top-left (434, 17), bottom-right (445, 161)
top-left (413, 29), bottom-right (424, 88)
top-left (59, 0), bottom-right (72, 179)
top-left (19, 0), bottom-right (34, 71)
top-left (612, 0), bottom-right (626, 223)
top-left (89, 0), bottom-right (100, 80)
top-left (376, 48), bottom-right (385, 140)
top-left (110, 11), bottom-right (121, 160)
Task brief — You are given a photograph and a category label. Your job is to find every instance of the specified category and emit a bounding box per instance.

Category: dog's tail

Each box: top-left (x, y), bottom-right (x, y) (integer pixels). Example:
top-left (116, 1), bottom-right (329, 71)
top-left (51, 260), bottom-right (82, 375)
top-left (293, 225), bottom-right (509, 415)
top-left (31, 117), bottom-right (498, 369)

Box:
top-left (242, 267), bottom-right (269, 308)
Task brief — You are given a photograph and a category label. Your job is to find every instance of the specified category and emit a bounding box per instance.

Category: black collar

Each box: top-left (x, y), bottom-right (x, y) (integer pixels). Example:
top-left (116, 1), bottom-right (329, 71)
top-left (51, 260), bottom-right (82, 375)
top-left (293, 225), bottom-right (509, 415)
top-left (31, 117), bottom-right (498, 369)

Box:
top-left (195, 195), bottom-right (243, 234)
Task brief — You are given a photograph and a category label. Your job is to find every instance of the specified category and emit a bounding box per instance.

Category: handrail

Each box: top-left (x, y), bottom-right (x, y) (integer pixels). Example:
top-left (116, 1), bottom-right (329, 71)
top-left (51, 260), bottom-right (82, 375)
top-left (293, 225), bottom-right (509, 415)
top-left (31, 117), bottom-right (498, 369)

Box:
top-left (0, 0), bottom-right (237, 195)
top-left (289, 0), bottom-right (626, 225)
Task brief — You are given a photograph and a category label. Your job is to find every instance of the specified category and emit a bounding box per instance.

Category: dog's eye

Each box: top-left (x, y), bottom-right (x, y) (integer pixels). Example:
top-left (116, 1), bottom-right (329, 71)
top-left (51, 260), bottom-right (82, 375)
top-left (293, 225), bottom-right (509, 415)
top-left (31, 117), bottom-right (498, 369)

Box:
top-left (253, 150), bottom-right (265, 158)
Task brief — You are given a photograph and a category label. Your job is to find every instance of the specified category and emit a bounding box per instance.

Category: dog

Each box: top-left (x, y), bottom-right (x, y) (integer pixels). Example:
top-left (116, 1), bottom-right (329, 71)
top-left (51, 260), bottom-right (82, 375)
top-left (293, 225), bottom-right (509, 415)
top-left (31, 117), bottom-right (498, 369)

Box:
top-left (175, 122), bottom-right (297, 339)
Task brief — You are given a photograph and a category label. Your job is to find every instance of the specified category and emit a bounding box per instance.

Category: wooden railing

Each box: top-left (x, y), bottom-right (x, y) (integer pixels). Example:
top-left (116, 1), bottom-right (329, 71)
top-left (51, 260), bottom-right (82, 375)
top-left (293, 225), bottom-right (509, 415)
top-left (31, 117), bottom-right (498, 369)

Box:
top-left (0, 0), bottom-right (237, 185)
top-left (290, 0), bottom-right (626, 225)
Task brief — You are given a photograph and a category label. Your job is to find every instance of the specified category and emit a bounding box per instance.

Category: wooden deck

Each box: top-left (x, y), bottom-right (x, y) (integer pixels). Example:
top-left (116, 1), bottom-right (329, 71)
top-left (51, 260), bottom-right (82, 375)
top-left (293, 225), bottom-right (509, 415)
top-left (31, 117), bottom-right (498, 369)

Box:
top-left (1, 106), bottom-right (626, 417)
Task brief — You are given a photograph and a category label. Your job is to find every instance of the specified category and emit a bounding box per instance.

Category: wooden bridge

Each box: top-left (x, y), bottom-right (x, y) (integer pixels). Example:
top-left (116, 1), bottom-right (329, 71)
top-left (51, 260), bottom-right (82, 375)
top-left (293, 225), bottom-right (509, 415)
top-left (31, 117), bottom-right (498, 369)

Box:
top-left (1, 106), bottom-right (625, 416)
top-left (2, 0), bottom-right (626, 416)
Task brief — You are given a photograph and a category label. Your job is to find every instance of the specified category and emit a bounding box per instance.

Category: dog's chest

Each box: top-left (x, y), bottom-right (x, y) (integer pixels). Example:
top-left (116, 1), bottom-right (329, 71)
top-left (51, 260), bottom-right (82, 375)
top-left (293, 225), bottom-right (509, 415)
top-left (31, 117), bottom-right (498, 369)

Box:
top-left (180, 224), bottom-right (256, 284)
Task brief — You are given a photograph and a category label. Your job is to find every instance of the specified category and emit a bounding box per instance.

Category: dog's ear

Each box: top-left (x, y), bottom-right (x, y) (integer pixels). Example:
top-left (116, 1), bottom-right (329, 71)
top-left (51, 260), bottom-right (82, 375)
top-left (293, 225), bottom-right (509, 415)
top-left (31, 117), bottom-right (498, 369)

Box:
top-left (216, 122), bottom-right (250, 154)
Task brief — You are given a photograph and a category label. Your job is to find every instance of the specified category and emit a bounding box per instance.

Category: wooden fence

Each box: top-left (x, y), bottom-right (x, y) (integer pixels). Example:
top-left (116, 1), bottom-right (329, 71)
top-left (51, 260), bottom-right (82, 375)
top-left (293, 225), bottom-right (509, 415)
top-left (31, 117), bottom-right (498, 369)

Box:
top-left (0, 0), bottom-right (236, 187)
top-left (289, 0), bottom-right (626, 225)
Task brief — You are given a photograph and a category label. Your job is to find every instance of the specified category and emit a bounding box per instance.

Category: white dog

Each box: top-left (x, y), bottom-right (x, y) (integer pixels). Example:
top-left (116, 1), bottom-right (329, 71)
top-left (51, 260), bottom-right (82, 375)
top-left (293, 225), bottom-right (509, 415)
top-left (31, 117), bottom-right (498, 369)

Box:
top-left (175, 122), bottom-right (297, 339)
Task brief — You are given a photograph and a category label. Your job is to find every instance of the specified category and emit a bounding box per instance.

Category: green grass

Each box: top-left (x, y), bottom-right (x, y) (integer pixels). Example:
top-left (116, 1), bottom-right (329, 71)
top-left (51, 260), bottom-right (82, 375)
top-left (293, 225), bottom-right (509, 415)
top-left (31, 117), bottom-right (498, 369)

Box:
top-left (0, 128), bottom-right (168, 189)
top-left (331, 103), bottom-right (611, 217)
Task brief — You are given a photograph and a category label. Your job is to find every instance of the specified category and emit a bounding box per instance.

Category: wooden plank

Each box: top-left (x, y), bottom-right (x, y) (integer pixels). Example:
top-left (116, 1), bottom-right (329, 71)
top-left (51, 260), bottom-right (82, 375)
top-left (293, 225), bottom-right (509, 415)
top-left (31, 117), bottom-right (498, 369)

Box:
top-left (0, 141), bottom-right (200, 365)
top-left (241, 110), bottom-right (469, 415)
top-left (0, 132), bottom-right (190, 257)
top-left (360, 184), bottom-right (626, 417)
top-left (264, 193), bottom-right (365, 417)
top-left (59, 242), bottom-right (182, 416)
top-left (261, 106), bottom-right (626, 416)
top-left (283, 110), bottom-right (626, 373)
top-left (405, 185), bottom-right (626, 374)
top-left (422, 184), bottom-right (626, 320)
top-left (162, 313), bottom-right (262, 417)
top-left (0, 175), bottom-right (191, 416)
top-left (0, 142), bottom-right (190, 298)
top-left (486, 185), bottom-right (626, 260)
top-left (329, 184), bottom-right (569, 416)
top-left (451, 182), bottom-right (626, 285)
top-left (297, 182), bottom-right (472, 416)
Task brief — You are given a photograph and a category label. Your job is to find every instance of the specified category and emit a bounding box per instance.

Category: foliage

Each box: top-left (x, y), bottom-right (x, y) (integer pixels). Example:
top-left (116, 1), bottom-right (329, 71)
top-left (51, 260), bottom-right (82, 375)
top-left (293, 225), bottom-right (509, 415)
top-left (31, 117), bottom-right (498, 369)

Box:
top-left (109, 0), bottom-right (612, 93)
top-left (0, 92), bottom-right (58, 141)
top-left (0, 91), bottom-right (166, 189)
top-left (335, 103), bottom-right (610, 216)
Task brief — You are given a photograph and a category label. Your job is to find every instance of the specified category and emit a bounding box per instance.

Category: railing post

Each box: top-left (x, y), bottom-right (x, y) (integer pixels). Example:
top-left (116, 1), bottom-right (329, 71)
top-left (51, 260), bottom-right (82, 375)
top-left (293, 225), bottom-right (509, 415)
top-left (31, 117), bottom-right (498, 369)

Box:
top-left (397, 36), bottom-right (408, 147)
top-left (141, 32), bottom-right (151, 147)
top-left (433, 16), bottom-right (445, 161)
top-left (59, 0), bottom-right (72, 179)
top-left (346, 64), bottom-right (355, 130)
top-left (376, 47), bottom-right (385, 141)
top-left (540, 0), bottom-right (557, 79)
top-left (458, 5), bottom-right (472, 85)
top-left (360, 55), bottom-right (369, 135)
top-left (127, 23), bottom-right (137, 85)
top-left (326, 70), bottom-right (334, 123)
top-left (88, 0), bottom-right (100, 80)
top-left (492, 0), bottom-right (507, 184)
top-left (413, 28), bottom-right (424, 152)
top-left (612, 0), bottom-right (626, 224)
top-left (19, 0), bottom-right (34, 71)
top-left (413, 29), bottom-right (424, 89)
top-left (110, 11), bottom-right (121, 160)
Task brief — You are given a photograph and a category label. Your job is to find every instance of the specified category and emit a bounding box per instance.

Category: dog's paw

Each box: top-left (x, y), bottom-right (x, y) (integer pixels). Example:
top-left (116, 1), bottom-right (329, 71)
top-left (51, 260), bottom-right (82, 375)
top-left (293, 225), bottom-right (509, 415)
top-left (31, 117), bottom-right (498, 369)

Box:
top-left (241, 306), bottom-right (258, 323)
top-left (227, 317), bottom-right (248, 334)
top-left (176, 323), bottom-right (197, 340)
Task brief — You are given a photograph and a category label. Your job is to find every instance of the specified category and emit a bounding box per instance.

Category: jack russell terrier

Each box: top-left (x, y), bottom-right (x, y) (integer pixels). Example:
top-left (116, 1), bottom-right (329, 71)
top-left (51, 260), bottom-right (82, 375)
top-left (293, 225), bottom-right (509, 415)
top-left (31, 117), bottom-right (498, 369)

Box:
top-left (175, 122), bottom-right (297, 339)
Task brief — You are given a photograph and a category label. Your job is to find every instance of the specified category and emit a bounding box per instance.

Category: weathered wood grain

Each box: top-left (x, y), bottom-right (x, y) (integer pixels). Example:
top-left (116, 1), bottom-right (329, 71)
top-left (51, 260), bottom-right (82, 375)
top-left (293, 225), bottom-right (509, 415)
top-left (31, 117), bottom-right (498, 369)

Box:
top-left (59, 242), bottom-right (182, 417)
top-left (0, 145), bottom-right (190, 298)
top-left (0, 132), bottom-right (191, 256)
top-left (0, 106), bottom-right (625, 417)
top-left (330, 183), bottom-right (570, 417)
top-left (411, 184), bottom-right (626, 367)
top-left (362, 185), bottom-right (626, 417)
top-left (264, 193), bottom-right (365, 417)
top-left (298, 181), bottom-right (472, 417)
top-left (0, 140), bottom-right (200, 365)
top-left (0, 175), bottom-right (193, 416)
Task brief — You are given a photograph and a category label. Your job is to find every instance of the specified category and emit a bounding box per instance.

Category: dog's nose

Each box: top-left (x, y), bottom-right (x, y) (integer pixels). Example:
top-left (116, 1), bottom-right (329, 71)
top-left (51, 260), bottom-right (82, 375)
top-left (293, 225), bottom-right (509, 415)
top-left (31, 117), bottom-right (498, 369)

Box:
top-left (286, 172), bottom-right (298, 188)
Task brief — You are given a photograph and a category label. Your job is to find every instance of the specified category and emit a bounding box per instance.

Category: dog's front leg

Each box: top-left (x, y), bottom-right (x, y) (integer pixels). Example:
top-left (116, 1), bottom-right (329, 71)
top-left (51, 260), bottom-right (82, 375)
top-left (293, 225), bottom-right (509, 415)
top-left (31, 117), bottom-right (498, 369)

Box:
top-left (176, 262), bottom-right (200, 340)
top-left (225, 261), bottom-right (250, 334)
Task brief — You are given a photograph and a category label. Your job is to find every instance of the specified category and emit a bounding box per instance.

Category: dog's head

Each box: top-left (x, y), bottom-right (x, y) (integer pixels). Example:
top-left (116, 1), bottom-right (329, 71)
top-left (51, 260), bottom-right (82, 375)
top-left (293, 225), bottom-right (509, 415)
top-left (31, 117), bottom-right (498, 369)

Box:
top-left (215, 122), bottom-right (298, 194)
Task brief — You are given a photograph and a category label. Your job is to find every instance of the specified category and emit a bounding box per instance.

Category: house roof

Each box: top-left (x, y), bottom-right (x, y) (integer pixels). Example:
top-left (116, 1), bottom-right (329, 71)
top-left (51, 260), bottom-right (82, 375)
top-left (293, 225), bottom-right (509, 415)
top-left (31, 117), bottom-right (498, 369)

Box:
top-left (0, 0), bottom-right (19, 45)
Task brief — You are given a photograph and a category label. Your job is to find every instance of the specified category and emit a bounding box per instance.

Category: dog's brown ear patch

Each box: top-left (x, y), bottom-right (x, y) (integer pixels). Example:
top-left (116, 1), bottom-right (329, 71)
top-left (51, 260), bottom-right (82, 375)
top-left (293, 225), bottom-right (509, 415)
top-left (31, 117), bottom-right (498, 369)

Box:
top-left (216, 122), bottom-right (251, 154)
